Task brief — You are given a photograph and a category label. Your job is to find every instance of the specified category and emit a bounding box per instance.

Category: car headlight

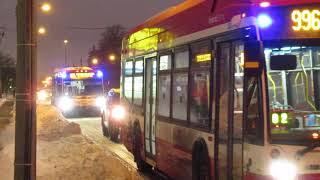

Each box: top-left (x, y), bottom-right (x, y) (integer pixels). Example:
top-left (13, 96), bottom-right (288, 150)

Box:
top-left (270, 160), bottom-right (297, 180)
top-left (111, 105), bottom-right (125, 120)
top-left (58, 96), bottom-right (73, 111)
top-left (95, 96), bottom-right (106, 108)
top-left (37, 90), bottom-right (48, 101)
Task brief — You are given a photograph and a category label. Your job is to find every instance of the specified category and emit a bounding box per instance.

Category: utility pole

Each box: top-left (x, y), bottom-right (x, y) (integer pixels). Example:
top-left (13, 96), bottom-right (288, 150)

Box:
top-left (64, 44), bottom-right (67, 66)
top-left (15, 0), bottom-right (37, 179)
top-left (63, 40), bottom-right (69, 67)
top-left (0, 28), bottom-right (5, 98)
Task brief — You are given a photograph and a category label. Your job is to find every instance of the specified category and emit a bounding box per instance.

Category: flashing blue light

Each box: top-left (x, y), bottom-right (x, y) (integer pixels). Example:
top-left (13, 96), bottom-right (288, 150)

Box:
top-left (257, 14), bottom-right (272, 28)
top-left (61, 72), bottom-right (67, 79)
top-left (97, 70), bottom-right (103, 78)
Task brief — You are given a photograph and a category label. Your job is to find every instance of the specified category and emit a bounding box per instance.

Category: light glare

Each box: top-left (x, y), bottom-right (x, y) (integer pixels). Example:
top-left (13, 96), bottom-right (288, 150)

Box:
top-left (97, 70), bottom-right (103, 78)
top-left (257, 14), bottom-right (273, 28)
top-left (270, 160), bottom-right (297, 180)
top-left (260, 2), bottom-right (270, 8)
top-left (38, 27), bottom-right (46, 35)
top-left (58, 96), bottom-right (73, 111)
top-left (111, 105), bottom-right (125, 120)
top-left (37, 90), bottom-right (48, 101)
top-left (41, 3), bottom-right (52, 12)
top-left (95, 96), bottom-right (106, 108)
top-left (92, 58), bottom-right (98, 65)
top-left (109, 54), bottom-right (116, 61)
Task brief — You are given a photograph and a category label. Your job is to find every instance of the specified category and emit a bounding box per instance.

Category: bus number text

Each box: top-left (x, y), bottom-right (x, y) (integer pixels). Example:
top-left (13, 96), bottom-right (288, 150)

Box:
top-left (291, 9), bottom-right (320, 31)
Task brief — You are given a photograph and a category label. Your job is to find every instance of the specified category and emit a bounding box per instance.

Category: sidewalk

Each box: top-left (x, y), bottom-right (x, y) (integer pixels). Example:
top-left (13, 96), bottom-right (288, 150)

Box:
top-left (0, 105), bottom-right (143, 180)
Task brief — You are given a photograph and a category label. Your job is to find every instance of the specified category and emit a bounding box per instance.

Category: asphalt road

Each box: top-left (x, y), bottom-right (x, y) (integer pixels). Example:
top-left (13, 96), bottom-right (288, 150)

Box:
top-left (66, 116), bottom-right (166, 180)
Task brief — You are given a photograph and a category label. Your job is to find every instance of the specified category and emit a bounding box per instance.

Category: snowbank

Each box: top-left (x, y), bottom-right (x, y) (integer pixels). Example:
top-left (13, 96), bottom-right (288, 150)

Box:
top-left (0, 105), bottom-right (143, 180)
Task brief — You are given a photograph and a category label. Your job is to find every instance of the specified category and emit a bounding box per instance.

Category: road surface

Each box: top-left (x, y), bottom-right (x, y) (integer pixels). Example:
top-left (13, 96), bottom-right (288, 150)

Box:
top-left (66, 116), bottom-right (166, 180)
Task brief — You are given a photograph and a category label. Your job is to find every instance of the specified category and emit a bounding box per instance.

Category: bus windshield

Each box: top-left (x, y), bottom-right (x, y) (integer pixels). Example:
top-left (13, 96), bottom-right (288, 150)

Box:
top-left (265, 46), bottom-right (320, 143)
top-left (63, 79), bottom-right (103, 96)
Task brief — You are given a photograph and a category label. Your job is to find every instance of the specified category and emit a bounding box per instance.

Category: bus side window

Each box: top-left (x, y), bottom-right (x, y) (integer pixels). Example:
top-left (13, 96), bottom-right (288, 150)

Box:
top-left (124, 60), bottom-right (133, 103)
top-left (190, 40), bottom-right (212, 127)
top-left (172, 47), bottom-right (189, 121)
top-left (133, 59), bottom-right (144, 106)
top-left (158, 54), bottom-right (172, 118)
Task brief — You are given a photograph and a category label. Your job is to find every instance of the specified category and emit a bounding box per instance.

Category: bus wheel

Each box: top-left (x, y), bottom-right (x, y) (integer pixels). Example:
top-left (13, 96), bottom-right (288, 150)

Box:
top-left (101, 113), bottom-right (109, 137)
top-left (192, 138), bottom-right (210, 180)
top-left (132, 122), bottom-right (148, 172)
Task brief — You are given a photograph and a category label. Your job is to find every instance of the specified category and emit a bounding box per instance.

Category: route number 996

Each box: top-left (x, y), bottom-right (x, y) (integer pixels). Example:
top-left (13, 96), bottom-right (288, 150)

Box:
top-left (291, 9), bottom-right (320, 31)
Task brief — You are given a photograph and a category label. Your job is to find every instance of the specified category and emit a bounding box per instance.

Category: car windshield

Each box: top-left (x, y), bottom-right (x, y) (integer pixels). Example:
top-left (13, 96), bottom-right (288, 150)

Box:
top-left (63, 80), bottom-right (103, 96)
top-left (265, 46), bottom-right (320, 143)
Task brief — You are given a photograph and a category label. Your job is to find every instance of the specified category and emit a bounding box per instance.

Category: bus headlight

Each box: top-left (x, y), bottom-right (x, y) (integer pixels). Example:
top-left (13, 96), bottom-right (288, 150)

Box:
top-left (95, 96), bottom-right (106, 108)
top-left (269, 160), bottom-right (297, 180)
top-left (111, 105), bottom-right (125, 120)
top-left (58, 96), bottom-right (73, 111)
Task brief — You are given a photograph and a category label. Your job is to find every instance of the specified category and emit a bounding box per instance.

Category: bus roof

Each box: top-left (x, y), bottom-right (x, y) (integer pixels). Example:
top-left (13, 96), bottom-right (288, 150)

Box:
top-left (127, 0), bottom-right (204, 35)
top-left (125, 0), bottom-right (320, 40)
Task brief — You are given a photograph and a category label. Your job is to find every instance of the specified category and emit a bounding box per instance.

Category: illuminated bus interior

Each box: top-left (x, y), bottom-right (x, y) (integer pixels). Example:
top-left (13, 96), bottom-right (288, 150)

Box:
top-left (265, 46), bottom-right (320, 141)
top-left (63, 80), bottom-right (103, 96)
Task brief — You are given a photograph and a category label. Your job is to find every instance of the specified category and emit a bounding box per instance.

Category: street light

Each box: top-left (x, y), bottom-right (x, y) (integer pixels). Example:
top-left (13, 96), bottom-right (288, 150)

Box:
top-left (38, 26), bottom-right (46, 35)
top-left (40, 2), bottom-right (52, 13)
top-left (63, 39), bottom-right (69, 66)
top-left (109, 54), bottom-right (116, 62)
top-left (92, 58), bottom-right (98, 65)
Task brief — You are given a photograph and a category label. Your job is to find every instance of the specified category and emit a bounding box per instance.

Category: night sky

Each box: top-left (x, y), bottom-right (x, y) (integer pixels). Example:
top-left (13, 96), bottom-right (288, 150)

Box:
top-left (0, 0), bottom-right (184, 80)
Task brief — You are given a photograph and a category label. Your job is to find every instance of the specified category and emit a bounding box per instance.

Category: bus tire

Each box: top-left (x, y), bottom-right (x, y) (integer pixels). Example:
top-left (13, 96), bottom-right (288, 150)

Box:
top-left (132, 121), bottom-right (148, 172)
top-left (101, 113), bottom-right (109, 137)
top-left (192, 138), bottom-right (210, 180)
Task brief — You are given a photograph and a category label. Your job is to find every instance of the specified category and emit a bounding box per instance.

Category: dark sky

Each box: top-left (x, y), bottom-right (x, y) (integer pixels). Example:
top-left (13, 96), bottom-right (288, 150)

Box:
top-left (0, 0), bottom-right (184, 80)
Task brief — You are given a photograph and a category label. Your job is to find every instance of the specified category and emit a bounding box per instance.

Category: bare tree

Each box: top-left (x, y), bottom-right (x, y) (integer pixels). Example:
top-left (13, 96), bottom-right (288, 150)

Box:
top-left (0, 51), bottom-right (16, 97)
top-left (88, 24), bottom-right (126, 90)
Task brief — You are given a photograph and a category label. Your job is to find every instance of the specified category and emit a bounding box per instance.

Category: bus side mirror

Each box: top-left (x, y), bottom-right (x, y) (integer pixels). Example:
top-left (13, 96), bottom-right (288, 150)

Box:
top-left (244, 41), bottom-right (264, 70)
top-left (270, 55), bottom-right (297, 70)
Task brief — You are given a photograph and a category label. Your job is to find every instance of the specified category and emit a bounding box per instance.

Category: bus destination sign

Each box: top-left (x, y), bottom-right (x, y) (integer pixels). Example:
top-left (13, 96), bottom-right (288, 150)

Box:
top-left (70, 72), bottom-right (95, 80)
top-left (259, 5), bottom-right (320, 40)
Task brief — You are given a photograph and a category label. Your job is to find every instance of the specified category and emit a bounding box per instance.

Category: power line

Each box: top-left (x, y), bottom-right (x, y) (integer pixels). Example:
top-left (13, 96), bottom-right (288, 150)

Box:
top-left (65, 26), bottom-right (106, 30)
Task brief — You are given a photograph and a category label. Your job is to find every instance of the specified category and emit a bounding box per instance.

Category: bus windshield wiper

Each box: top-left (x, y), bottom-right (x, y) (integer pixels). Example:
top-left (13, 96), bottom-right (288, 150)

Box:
top-left (296, 141), bottom-right (320, 157)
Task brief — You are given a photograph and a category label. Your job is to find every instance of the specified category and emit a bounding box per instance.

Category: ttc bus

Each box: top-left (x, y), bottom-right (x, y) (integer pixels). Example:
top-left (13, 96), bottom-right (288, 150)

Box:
top-left (120, 0), bottom-right (320, 179)
top-left (52, 67), bottom-right (105, 116)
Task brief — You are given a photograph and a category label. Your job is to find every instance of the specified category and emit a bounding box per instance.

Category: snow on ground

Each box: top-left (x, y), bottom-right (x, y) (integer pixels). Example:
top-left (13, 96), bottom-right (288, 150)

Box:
top-left (0, 105), bottom-right (143, 180)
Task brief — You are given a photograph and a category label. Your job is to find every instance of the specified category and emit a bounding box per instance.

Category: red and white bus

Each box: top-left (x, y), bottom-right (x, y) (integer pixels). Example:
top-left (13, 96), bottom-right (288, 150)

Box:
top-left (120, 0), bottom-right (320, 179)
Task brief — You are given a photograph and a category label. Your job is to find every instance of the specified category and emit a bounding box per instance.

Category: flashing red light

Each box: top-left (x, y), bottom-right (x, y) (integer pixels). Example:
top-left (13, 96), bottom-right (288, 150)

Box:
top-left (260, 1), bottom-right (270, 8)
top-left (312, 133), bottom-right (319, 139)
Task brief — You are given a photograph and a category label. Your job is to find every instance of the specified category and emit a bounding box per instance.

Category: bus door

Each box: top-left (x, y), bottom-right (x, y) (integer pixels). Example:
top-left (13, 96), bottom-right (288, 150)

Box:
top-left (144, 57), bottom-right (157, 158)
top-left (216, 41), bottom-right (244, 180)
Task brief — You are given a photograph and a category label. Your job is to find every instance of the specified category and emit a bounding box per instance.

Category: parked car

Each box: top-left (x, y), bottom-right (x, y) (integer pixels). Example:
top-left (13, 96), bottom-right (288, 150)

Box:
top-left (101, 88), bottom-right (125, 142)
